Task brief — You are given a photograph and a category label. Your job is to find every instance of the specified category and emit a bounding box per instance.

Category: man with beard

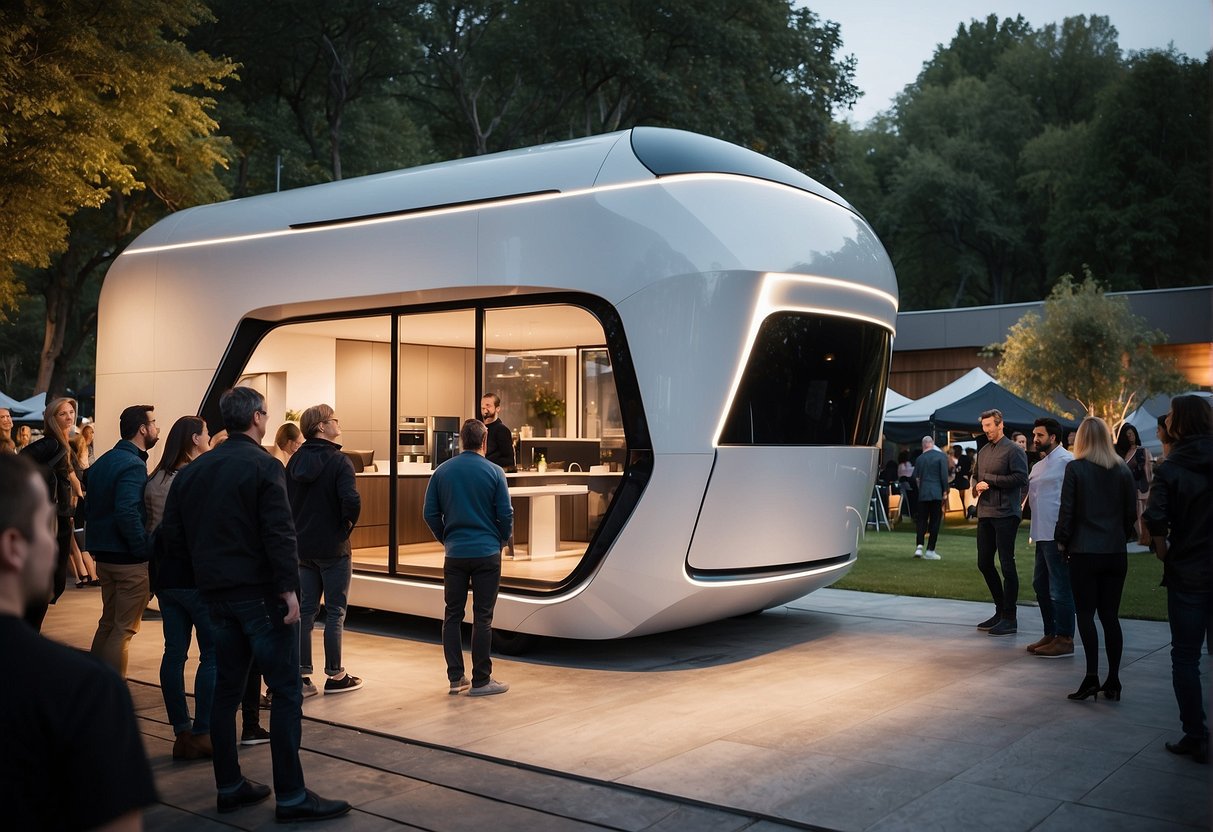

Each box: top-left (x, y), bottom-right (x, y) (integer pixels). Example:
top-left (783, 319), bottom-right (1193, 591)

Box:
top-left (1026, 418), bottom-right (1075, 657)
top-left (971, 408), bottom-right (1029, 637)
top-left (87, 404), bottom-right (160, 677)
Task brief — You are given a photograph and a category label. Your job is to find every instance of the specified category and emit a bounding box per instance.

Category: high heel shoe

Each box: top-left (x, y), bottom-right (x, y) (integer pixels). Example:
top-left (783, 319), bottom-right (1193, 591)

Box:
top-left (1067, 675), bottom-right (1101, 701)
top-left (1101, 679), bottom-right (1122, 701)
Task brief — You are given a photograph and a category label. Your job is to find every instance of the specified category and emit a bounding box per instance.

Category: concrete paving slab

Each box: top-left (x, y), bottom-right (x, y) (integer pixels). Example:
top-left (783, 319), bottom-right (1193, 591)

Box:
top-left (40, 584), bottom-right (1208, 832)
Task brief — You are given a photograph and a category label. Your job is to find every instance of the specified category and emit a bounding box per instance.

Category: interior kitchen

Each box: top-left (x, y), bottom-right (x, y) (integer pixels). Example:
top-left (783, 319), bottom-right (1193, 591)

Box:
top-left (236, 304), bottom-right (625, 588)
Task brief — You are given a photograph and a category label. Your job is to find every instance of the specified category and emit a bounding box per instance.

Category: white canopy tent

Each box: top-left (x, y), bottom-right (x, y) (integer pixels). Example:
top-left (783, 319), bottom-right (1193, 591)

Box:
top-left (884, 388), bottom-right (913, 414)
top-left (882, 367), bottom-right (996, 442)
top-left (11, 392), bottom-right (47, 423)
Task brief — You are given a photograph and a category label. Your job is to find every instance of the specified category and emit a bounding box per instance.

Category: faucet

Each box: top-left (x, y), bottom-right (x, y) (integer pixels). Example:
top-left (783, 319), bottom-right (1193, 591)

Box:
top-left (567, 462), bottom-right (583, 472)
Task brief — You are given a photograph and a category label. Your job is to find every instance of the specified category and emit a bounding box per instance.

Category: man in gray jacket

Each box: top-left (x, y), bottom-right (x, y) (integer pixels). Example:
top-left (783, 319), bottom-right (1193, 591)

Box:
top-left (972, 408), bottom-right (1029, 636)
top-left (912, 436), bottom-right (950, 560)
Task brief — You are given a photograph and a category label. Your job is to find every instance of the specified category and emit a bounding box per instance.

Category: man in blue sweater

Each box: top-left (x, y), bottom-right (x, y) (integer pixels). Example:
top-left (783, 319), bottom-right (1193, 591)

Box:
top-left (424, 418), bottom-right (513, 696)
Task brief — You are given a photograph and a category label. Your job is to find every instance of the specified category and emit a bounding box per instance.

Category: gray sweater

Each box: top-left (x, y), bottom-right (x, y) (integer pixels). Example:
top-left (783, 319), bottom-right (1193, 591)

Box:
top-left (973, 437), bottom-right (1029, 518)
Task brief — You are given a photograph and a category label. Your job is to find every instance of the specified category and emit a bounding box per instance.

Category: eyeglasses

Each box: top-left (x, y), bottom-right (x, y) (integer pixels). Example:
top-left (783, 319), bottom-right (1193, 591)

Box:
top-left (324, 417), bottom-right (340, 425)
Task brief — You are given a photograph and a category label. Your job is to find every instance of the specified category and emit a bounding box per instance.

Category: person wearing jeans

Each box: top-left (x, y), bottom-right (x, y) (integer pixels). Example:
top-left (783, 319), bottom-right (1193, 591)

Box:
top-left (1026, 418), bottom-right (1075, 658)
top-left (286, 404), bottom-right (362, 696)
top-left (971, 408), bottom-right (1029, 636)
top-left (424, 419), bottom-right (513, 697)
top-left (158, 587), bottom-right (216, 754)
top-left (158, 387), bottom-right (349, 821)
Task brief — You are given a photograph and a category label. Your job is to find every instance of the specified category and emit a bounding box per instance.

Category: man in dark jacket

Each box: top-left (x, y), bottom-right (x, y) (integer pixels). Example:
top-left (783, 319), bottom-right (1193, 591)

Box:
top-left (159, 387), bottom-right (349, 822)
top-left (972, 408), bottom-right (1030, 636)
top-left (1145, 395), bottom-right (1212, 764)
top-left (87, 404), bottom-right (159, 677)
top-left (911, 436), bottom-right (950, 560)
top-left (286, 404), bottom-right (362, 697)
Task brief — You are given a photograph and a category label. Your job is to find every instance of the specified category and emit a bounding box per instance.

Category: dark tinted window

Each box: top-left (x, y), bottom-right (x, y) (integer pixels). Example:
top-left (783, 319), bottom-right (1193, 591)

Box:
top-left (629, 127), bottom-right (851, 212)
top-left (720, 313), bottom-right (890, 446)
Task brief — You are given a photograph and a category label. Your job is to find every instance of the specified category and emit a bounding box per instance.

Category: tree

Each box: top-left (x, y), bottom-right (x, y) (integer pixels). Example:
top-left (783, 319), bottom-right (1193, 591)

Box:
top-left (0, 0), bottom-right (235, 394)
top-left (991, 272), bottom-right (1186, 427)
top-left (0, 0), bottom-right (235, 293)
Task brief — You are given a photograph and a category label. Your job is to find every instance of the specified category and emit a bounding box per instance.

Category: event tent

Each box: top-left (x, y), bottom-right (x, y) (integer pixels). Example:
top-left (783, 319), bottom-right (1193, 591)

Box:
top-left (881, 368), bottom-right (995, 442)
top-left (931, 382), bottom-right (1079, 435)
top-left (0, 390), bottom-right (25, 412)
top-left (884, 388), bottom-right (913, 414)
top-left (11, 392), bottom-right (46, 423)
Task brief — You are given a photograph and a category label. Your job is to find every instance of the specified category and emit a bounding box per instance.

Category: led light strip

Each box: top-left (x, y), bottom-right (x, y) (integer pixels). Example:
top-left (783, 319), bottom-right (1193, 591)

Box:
top-left (123, 172), bottom-right (834, 256)
top-left (711, 272), bottom-right (898, 446)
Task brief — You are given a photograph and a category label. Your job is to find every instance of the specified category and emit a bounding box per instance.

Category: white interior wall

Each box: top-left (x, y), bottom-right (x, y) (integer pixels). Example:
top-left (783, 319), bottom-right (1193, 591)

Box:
top-left (244, 330), bottom-right (337, 438)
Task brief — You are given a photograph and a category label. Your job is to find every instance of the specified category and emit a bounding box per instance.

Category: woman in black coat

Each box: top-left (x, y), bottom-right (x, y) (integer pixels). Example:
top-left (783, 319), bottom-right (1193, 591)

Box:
top-left (19, 397), bottom-right (83, 630)
top-left (1055, 416), bottom-right (1137, 702)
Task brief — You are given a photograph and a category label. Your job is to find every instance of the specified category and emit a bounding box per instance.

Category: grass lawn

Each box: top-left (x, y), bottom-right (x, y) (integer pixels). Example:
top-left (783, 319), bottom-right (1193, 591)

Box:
top-left (838, 514), bottom-right (1169, 621)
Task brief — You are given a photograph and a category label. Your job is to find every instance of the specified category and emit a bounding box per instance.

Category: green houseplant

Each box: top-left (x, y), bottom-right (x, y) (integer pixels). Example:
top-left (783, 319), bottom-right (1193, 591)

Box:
top-left (527, 387), bottom-right (565, 434)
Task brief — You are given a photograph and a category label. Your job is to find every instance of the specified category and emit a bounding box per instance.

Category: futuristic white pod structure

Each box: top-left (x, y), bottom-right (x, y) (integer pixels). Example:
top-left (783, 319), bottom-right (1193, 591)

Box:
top-left (96, 127), bottom-right (897, 640)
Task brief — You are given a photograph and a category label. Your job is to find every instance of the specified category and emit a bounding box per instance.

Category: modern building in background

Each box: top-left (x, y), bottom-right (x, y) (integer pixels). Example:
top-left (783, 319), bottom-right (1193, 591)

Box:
top-left (891, 286), bottom-right (1211, 399)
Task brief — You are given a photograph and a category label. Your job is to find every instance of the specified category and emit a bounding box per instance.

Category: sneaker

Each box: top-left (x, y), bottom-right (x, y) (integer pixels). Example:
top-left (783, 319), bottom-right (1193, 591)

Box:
top-left (240, 726), bottom-right (271, 746)
top-left (1026, 634), bottom-right (1055, 654)
top-left (922, 550), bottom-right (941, 560)
top-left (449, 676), bottom-right (471, 695)
top-left (987, 618), bottom-right (1018, 636)
top-left (301, 677), bottom-right (319, 698)
top-left (1034, 636), bottom-right (1074, 657)
top-left (217, 778), bottom-right (271, 813)
top-left (913, 545), bottom-right (923, 558)
top-left (976, 612), bottom-right (1001, 631)
top-left (324, 673), bottom-right (363, 694)
top-left (468, 678), bottom-right (510, 697)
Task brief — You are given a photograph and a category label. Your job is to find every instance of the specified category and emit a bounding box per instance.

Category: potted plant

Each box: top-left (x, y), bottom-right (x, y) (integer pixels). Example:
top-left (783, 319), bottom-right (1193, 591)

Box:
top-left (527, 387), bottom-right (565, 436)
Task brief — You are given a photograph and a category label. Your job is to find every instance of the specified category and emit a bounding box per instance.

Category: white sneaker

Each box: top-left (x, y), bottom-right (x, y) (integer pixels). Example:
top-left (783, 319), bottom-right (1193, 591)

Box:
top-left (923, 550), bottom-right (941, 560)
top-left (913, 545), bottom-right (923, 558)
top-left (468, 678), bottom-right (510, 697)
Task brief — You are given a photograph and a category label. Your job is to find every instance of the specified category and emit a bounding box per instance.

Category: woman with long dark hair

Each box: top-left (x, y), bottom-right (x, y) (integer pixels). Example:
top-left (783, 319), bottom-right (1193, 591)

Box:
top-left (20, 397), bottom-right (82, 630)
top-left (1055, 417), bottom-right (1137, 702)
top-left (145, 415), bottom-right (217, 760)
top-left (1115, 423), bottom-right (1153, 542)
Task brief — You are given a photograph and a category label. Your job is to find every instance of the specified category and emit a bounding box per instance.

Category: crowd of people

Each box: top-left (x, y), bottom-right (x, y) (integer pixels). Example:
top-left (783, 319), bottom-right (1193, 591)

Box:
top-left (1, 387), bottom-right (1206, 827)
top-left (0, 387), bottom-right (516, 827)
top-left (892, 398), bottom-right (1211, 764)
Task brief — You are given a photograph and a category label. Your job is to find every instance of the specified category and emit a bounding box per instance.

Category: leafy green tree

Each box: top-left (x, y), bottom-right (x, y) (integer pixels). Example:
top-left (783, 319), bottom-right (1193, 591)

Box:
top-left (0, 0), bottom-right (234, 293)
top-left (991, 272), bottom-right (1186, 427)
top-left (196, 0), bottom-right (431, 187)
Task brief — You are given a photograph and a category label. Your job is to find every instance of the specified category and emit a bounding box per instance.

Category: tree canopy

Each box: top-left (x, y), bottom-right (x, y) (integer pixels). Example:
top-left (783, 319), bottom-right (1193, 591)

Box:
top-left (991, 272), bottom-right (1186, 427)
top-left (0, 0), bottom-right (235, 289)
top-left (829, 14), bottom-right (1210, 310)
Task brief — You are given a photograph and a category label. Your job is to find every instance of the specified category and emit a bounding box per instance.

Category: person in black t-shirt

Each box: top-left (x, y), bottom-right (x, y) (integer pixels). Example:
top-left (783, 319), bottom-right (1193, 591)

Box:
top-left (481, 393), bottom-right (517, 558)
top-left (0, 453), bottom-right (156, 831)
top-left (480, 393), bottom-right (516, 471)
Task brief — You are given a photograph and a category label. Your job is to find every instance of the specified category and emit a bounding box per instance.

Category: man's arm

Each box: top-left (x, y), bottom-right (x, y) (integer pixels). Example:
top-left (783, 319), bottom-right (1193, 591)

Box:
top-left (423, 476), bottom-right (444, 542)
top-left (258, 462), bottom-right (300, 596)
top-left (493, 469), bottom-right (514, 543)
top-left (336, 456), bottom-right (361, 536)
top-left (114, 463), bottom-right (148, 552)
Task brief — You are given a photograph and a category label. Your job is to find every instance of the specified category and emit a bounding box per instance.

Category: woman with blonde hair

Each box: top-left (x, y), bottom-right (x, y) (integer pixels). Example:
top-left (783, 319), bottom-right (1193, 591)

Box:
top-left (19, 397), bottom-right (84, 630)
top-left (1055, 417), bottom-right (1137, 702)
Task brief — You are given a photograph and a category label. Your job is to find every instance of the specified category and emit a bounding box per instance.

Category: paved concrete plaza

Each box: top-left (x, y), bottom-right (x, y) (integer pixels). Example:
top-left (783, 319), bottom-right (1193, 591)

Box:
top-left (43, 582), bottom-right (1210, 830)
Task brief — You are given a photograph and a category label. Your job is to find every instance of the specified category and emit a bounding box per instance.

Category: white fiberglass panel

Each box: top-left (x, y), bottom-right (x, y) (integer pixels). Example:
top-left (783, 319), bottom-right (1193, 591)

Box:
top-left (615, 272), bottom-right (762, 454)
top-left (687, 446), bottom-right (877, 572)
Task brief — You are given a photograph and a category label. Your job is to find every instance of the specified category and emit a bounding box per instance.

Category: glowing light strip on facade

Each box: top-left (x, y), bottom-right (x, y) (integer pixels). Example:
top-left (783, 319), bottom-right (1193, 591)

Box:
top-left (711, 272), bottom-right (899, 447)
top-left (123, 173), bottom-right (835, 256)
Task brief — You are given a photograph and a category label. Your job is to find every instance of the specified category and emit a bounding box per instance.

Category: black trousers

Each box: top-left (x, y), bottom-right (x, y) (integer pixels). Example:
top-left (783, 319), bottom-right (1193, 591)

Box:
top-left (443, 554), bottom-right (501, 686)
top-left (915, 500), bottom-right (943, 550)
top-left (1069, 552), bottom-right (1127, 678)
top-left (976, 516), bottom-right (1021, 618)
